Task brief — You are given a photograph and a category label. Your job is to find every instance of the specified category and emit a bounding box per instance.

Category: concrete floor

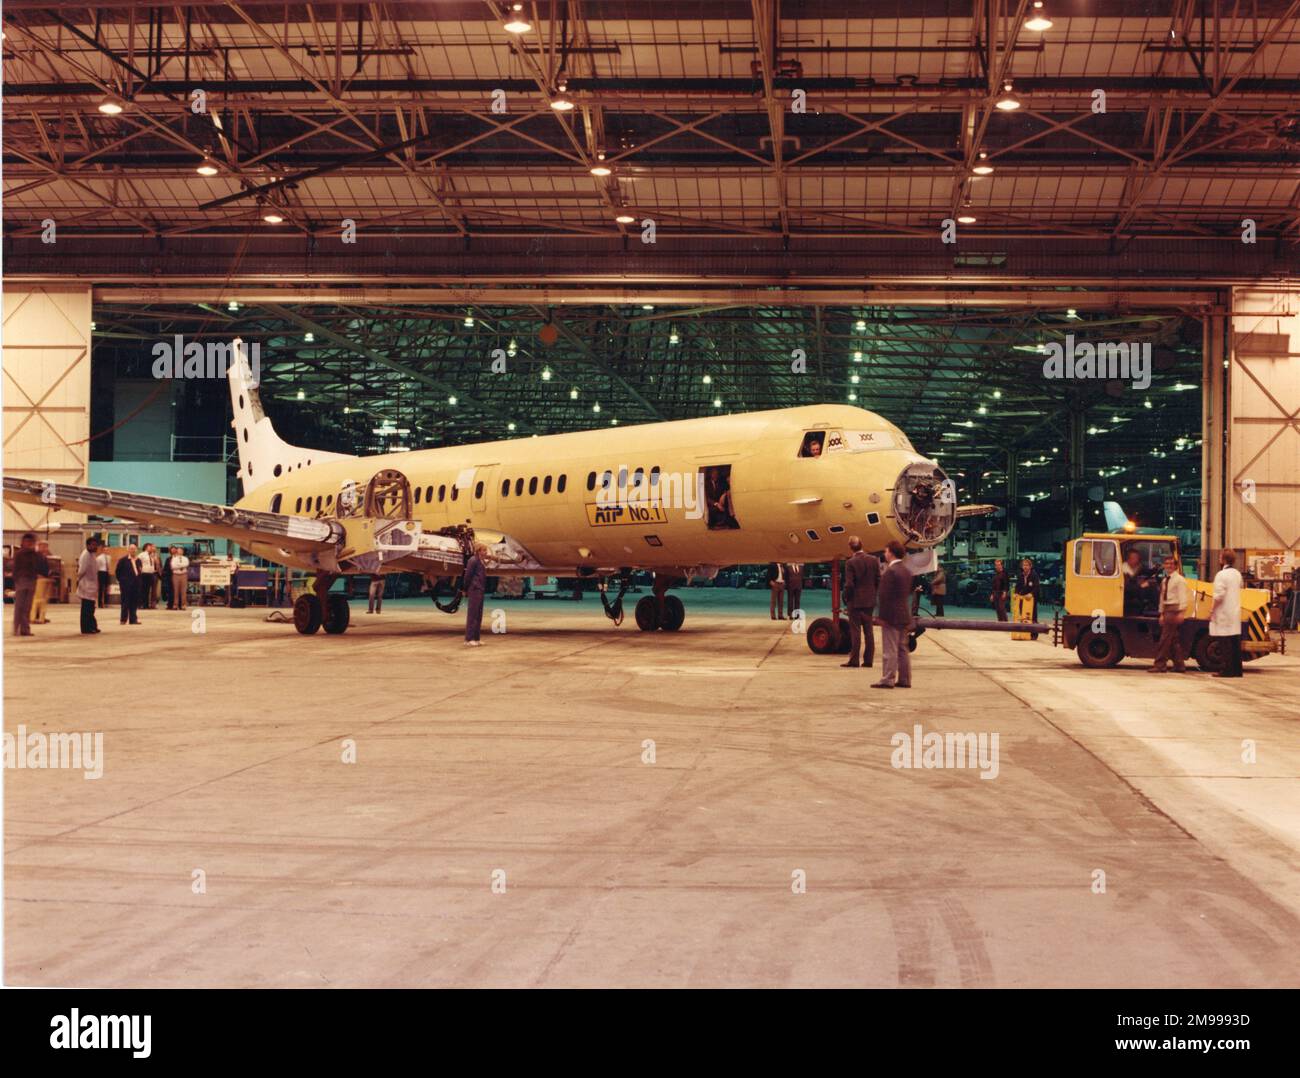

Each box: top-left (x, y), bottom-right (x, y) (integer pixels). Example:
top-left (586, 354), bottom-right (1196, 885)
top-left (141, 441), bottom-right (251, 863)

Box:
top-left (5, 591), bottom-right (1299, 987)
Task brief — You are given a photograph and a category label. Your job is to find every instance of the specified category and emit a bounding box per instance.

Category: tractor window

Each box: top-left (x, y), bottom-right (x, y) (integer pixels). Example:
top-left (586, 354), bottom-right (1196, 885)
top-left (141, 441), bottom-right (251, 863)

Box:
top-left (1125, 538), bottom-right (1176, 571)
top-left (799, 431), bottom-right (826, 458)
top-left (1075, 539), bottom-right (1119, 578)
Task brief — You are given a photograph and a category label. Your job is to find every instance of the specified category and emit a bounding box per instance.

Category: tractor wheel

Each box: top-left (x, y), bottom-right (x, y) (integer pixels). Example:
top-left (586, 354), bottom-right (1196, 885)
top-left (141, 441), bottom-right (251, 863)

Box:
top-left (293, 594), bottom-right (323, 635)
top-left (634, 595), bottom-right (660, 631)
top-left (660, 594), bottom-right (685, 631)
top-left (323, 594), bottom-right (351, 635)
top-left (1076, 629), bottom-right (1124, 668)
top-left (1193, 633), bottom-right (1228, 673)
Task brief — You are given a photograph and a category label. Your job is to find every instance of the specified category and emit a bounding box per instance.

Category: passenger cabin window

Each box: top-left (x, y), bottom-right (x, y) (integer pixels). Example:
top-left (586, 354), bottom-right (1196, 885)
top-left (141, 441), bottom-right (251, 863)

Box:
top-left (450, 485), bottom-right (459, 501)
top-left (425, 485), bottom-right (433, 503)
top-left (515, 478), bottom-right (524, 496)
top-left (703, 464), bottom-right (740, 530)
top-left (543, 475), bottom-right (552, 494)
top-left (587, 471), bottom-right (596, 491)
top-left (475, 481), bottom-right (484, 499)
top-left (529, 477), bottom-right (538, 495)
top-left (799, 431), bottom-right (826, 458)
top-left (601, 470), bottom-right (612, 491)
top-left (414, 486), bottom-right (422, 503)
top-left (501, 479), bottom-right (510, 497)
top-left (1075, 539), bottom-right (1119, 577)
top-left (650, 466), bottom-right (660, 488)
top-left (295, 497), bottom-right (302, 513)
top-left (271, 493), bottom-right (282, 513)
top-left (557, 474), bottom-right (567, 493)
top-left (438, 484), bottom-right (446, 502)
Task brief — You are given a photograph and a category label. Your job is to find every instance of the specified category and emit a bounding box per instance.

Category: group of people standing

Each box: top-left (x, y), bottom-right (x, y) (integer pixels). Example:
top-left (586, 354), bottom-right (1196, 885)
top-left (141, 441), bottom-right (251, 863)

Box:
top-left (75, 539), bottom-right (193, 634)
top-left (841, 537), bottom-right (915, 689)
top-left (765, 562), bottom-right (804, 620)
top-left (988, 557), bottom-right (1041, 625)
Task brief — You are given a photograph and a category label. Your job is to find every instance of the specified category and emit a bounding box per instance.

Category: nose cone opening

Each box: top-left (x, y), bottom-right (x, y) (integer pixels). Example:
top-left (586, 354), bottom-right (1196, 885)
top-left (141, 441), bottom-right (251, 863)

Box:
top-left (893, 461), bottom-right (956, 546)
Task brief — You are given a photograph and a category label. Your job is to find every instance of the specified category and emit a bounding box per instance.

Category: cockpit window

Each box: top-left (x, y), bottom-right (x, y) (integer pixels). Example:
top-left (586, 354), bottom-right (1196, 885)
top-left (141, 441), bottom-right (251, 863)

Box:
top-left (799, 431), bottom-right (825, 458)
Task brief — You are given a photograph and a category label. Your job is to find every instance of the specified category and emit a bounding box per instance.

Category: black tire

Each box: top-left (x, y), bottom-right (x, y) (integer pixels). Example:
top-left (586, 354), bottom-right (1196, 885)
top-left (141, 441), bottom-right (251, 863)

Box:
top-left (661, 594), bottom-right (685, 631)
top-left (324, 594), bottom-right (350, 635)
top-left (293, 594), bottom-right (322, 635)
top-left (634, 595), bottom-right (660, 631)
top-left (1076, 629), bottom-right (1124, 668)
top-left (1193, 633), bottom-right (1227, 673)
top-left (807, 616), bottom-right (837, 654)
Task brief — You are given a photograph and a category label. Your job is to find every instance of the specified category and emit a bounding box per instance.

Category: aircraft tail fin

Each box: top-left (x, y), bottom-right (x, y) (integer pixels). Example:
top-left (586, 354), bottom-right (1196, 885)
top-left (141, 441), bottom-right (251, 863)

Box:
top-left (1102, 501), bottom-right (1128, 532)
top-left (228, 338), bottom-right (350, 495)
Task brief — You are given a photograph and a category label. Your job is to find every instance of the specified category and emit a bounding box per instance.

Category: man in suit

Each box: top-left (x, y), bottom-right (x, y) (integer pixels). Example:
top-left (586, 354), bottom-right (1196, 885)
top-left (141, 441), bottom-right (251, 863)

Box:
top-left (11, 532), bottom-right (48, 637)
top-left (873, 540), bottom-right (914, 689)
top-left (463, 543), bottom-right (487, 646)
top-left (1015, 556), bottom-right (1042, 640)
top-left (1149, 554), bottom-right (1189, 673)
top-left (1209, 549), bottom-right (1244, 678)
top-left (841, 536), bottom-right (882, 668)
top-left (765, 562), bottom-right (786, 619)
top-left (77, 537), bottom-right (102, 634)
top-left (989, 558), bottom-right (1010, 621)
top-left (116, 544), bottom-right (142, 625)
top-left (784, 563), bottom-right (803, 621)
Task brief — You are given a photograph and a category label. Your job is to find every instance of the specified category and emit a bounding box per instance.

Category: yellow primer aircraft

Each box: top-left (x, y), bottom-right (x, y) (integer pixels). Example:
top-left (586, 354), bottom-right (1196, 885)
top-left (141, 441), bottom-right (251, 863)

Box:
top-left (5, 341), bottom-right (982, 635)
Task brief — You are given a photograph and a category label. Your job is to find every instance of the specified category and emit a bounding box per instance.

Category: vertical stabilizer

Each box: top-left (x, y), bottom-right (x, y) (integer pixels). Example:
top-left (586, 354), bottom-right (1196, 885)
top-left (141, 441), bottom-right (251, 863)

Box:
top-left (228, 338), bottom-right (351, 495)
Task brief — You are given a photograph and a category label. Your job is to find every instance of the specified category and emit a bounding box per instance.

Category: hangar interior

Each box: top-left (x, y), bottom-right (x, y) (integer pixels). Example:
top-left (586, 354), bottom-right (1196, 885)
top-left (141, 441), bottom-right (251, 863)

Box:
top-left (2, 0), bottom-right (1299, 988)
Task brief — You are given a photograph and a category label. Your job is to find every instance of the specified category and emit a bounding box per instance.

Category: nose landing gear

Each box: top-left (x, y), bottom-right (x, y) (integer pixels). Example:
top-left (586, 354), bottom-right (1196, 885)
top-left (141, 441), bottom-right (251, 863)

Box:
top-left (634, 573), bottom-right (686, 631)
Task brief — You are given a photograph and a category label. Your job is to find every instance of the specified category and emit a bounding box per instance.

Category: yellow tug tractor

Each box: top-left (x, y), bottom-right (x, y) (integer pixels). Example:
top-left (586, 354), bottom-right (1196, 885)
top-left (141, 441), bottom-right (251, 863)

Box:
top-left (1057, 533), bottom-right (1283, 672)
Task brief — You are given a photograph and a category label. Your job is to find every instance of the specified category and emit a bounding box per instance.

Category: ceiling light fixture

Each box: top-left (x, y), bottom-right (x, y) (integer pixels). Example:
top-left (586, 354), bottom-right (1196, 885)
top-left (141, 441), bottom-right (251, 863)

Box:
top-left (98, 97), bottom-right (125, 115)
top-left (972, 152), bottom-right (994, 176)
top-left (1025, 2), bottom-right (1053, 32)
top-left (615, 213), bottom-right (636, 224)
top-left (503, 3), bottom-right (532, 33)
top-left (996, 82), bottom-right (1021, 110)
top-left (196, 159), bottom-right (219, 176)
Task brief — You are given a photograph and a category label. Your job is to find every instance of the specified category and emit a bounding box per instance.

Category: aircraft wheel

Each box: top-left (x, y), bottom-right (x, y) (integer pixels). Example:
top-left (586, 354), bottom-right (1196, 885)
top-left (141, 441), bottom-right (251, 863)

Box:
top-left (293, 594), bottom-right (322, 635)
top-left (323, 594), bottom-right (351, 635)
top-left (1076, 629), bottom-right (1124, 668)
top-left (634, 596), bottom-right (660, 631)
top-left (907, 632), bottom-right (919, 653)
top-left (1193, 633), bottom-right (1227, 673)
top-left (660, 595), bottom-right (685, 632)
top-left (806, 617), bottom-right (837, 654)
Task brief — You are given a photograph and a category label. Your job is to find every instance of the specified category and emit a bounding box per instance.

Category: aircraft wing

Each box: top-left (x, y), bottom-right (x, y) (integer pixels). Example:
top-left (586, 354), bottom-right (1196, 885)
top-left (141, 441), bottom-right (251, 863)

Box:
top-left (2, 477), bottom-right (538, 574)
top-left (955, 503), bottom-right (998, 519)
top-left (4, 477), bottom-right (338, 552)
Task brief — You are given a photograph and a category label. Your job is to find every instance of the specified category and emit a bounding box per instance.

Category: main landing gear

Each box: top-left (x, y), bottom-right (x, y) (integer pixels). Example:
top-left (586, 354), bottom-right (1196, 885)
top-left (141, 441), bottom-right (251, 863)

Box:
top-left (293, 573), bottom-right (351, 634)
top-left (634, 574), bottom-right (686, 632)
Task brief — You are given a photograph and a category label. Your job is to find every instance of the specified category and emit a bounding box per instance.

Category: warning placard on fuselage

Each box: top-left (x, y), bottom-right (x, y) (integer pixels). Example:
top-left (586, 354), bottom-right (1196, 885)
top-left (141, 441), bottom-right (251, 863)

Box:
top-left (586, 502), bottom-right (670, 527)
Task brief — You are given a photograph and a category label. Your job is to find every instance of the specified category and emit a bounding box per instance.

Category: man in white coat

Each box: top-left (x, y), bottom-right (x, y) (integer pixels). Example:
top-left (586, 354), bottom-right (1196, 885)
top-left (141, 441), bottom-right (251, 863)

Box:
top-left (1209, 549), bottom-right (1244, 678)
top-left (77, 537), bottom-right (103, 634)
